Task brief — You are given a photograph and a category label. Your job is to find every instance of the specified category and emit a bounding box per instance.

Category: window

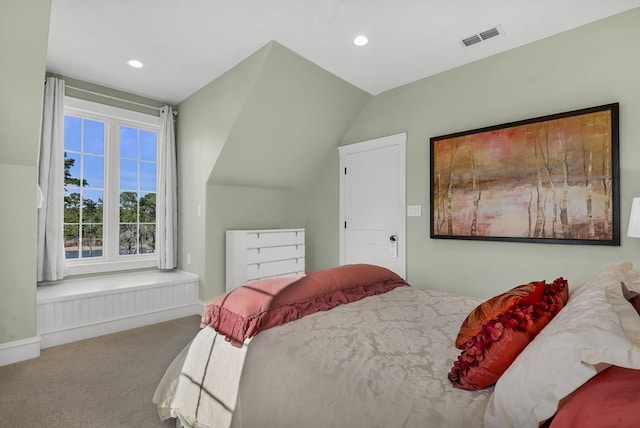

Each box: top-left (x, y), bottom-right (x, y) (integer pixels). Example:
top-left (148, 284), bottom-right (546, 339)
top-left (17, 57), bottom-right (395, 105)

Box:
top-left (63, 98), bottom-right (160, 275)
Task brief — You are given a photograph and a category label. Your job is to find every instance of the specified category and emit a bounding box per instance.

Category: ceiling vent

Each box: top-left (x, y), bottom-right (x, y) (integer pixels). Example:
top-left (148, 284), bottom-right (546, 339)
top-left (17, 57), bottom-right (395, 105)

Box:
top-left (462, 26), bottom-right (502, 47)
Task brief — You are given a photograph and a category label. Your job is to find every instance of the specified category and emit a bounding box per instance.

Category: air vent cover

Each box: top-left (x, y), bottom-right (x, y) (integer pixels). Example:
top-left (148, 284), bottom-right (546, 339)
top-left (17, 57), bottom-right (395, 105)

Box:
top-left (462, 35), bottom-right (482, 47)
top-left (462, 26), bottom-right (503, 47)
top-left (480, 27), bottom-right (500, 40)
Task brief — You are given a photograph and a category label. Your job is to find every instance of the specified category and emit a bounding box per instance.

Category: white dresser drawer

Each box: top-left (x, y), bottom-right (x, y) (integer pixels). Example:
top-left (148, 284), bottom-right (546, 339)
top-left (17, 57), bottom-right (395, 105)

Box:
top-left (247, 244), bottom-right (305, 264)
top-left (246, 258), bottom-right (305, 281)
top-left (226, 228), bottom-right (305, 292)
top-left (246, 230), bottom-right (304, 248)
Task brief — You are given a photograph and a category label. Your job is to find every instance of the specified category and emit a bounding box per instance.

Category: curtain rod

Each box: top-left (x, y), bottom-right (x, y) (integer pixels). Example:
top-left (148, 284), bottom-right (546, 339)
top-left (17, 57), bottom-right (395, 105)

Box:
top-left (64, 84), bottom-right (177, 115)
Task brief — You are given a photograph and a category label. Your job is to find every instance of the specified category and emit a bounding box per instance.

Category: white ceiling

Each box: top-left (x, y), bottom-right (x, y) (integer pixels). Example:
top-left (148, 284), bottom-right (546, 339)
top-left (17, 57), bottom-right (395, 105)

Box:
top-left (47, 0), bottom-right (640, 105)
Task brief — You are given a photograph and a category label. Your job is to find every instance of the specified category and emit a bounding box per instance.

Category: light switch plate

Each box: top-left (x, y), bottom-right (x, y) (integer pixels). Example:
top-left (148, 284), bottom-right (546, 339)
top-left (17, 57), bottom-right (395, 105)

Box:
top-left (407, 205), bottom-right (422, 217)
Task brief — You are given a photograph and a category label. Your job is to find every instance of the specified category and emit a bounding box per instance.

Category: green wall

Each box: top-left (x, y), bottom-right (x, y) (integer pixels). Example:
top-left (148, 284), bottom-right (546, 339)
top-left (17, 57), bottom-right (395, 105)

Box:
top-left (177, 41), bottom-right (370, 299)
top-left (204, 184), bottom-right (302, 300)
top-left (175, 43), bottom-right (269, 298)
top-left (179, 10), bottom-right (640, 301)
top-left (293, 147), bottom-right (343, 271)
top-left (338, 8), bottom-right (640, 298)
top-left (0, 0), bottom-right (51, 344)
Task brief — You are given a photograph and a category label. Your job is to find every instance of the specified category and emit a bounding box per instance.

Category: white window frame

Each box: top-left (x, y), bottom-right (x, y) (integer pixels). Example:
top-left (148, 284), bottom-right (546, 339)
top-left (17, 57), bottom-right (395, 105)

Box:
top-left (64, 97), bottom-right (160, 276)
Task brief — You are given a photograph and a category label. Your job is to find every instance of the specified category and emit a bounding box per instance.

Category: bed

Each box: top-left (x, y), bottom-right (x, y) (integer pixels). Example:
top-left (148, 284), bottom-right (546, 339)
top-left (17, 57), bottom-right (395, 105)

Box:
top-left (153, 262), bottom-right (640, 428)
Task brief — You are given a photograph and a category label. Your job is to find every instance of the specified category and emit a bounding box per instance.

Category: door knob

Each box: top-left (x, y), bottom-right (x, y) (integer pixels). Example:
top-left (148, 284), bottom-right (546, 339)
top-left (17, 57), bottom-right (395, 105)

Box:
top-left (389, 235), bottom-right (398, 258)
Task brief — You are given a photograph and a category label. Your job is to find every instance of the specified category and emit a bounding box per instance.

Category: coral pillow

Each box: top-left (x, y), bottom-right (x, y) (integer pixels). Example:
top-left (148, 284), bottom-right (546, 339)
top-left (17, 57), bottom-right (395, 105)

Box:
top-left (449, 304), bottom-right (552, 390)
top-left (201, 264), bottom-right (408, 347)
top-left (455, 280), bottom-right (546, 348)
top-left (550, 366), bottom-right (640, 428)
top-left (449, 278), bottom-right (568, 390)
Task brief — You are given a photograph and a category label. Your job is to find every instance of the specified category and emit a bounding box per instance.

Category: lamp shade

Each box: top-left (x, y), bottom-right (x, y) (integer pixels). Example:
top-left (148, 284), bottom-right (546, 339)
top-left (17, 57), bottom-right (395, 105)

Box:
top-left (628, 198), bottom-right (640, 237)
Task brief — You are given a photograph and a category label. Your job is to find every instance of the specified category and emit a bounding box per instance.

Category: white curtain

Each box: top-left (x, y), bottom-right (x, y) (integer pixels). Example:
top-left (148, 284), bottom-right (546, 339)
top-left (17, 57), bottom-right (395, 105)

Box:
top-left (37, 77), bottom-right (66, 281)
top-left (157, 106), bottom-right (177, 270)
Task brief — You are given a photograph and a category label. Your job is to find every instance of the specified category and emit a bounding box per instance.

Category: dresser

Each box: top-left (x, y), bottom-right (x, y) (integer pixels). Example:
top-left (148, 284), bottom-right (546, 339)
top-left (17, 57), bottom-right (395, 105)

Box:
top-left (225, 228), bottom-right (305, 292)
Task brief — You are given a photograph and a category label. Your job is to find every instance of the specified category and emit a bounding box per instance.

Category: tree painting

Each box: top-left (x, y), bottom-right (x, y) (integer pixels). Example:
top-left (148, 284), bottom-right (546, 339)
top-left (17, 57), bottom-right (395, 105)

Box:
top-left (430, 104), bottom-right (619, 245)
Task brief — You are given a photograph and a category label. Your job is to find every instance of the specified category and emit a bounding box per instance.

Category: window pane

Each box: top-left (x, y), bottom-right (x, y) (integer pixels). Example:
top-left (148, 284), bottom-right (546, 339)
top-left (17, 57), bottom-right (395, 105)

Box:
top-left (81, 224), bottom-right (103, 258)
top-left (120, 159), bottom-right (138, 191)
top-left (64, 190), bottom-right (81, 223)
top-left (64, 224), bottom-right (79, 259)
top-left (139, 162), bottom-right (156, 192)
top-left (139, 192), bottom-right (156, 222)
top-left (64, 152), bottom-right (82, 188)
top-left (119, 191), bottom-right (138, 223)
top-left (83, 119), bottom-right (104, 154)
top-left (83, 154), bottom-right (104, 188)
top-left (63, 106), bottom-right (159, 267)
top-left (139, 224), bottom-right (156, 254)
top-left (82, 190), bottom-right (103, 223)
top-left (140, 130), bottom-right (157, 161)
top-left (120, 126), bottom-right (138, 159)
top-left (64, 116), bottom-right (81, 151)
top-left (119, 224), bottom-right (138, 255)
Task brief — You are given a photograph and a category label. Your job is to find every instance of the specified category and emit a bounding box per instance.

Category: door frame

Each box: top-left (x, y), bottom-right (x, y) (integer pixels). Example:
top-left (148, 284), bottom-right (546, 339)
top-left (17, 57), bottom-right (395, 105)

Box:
top-left (338, 132), bottom-right (407, 278)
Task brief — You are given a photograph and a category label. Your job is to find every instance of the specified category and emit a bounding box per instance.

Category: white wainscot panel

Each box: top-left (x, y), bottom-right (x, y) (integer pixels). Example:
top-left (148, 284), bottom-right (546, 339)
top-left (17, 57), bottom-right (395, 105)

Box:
top-left (37, 270), bottom-right (202, 348)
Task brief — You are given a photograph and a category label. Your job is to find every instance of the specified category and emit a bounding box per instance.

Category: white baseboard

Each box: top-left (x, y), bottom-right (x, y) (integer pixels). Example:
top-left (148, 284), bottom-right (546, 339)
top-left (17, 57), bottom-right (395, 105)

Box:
top-left (0, 335), bottom-right (41, 367)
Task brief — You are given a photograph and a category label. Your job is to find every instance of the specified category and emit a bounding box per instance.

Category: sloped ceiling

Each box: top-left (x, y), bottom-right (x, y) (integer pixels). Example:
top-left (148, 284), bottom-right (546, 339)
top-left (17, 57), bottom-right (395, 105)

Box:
top-left (207, 41), bottom-right (371, 190)
top-left (47, 1), bottom-right (640, 105)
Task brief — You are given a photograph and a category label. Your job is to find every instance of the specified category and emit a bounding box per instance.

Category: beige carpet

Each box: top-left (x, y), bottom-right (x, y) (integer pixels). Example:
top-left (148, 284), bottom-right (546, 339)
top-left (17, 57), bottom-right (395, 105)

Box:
top-left (0, 315), bottom-right (201, 427)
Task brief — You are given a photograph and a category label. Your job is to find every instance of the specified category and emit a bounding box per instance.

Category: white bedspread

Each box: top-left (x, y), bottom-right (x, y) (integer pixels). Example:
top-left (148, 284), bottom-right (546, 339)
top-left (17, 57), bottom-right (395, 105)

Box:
top-left (154, 286), bottom-right (492, 428)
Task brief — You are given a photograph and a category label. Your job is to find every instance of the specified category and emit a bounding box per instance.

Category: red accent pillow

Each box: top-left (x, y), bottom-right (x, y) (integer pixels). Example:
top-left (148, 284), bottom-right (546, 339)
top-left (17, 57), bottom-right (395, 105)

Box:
top-left (550, 366), bottom-right (640, 428)
top-left (546, 277), bottom-right (570, 315)
top-left (201, 264), bottom-right (408, 347)
top-left (449, 304), bottom-right (552, 390)
top-left (455, 280), bottom-right (546, 348)
top-left (449, 278), bottom-right (569, 390)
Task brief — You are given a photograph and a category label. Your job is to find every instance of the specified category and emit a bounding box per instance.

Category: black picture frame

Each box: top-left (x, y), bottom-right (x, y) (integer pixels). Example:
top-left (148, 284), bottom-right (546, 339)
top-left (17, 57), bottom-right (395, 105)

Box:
top-left (430, 103), bottom-right (620, 245)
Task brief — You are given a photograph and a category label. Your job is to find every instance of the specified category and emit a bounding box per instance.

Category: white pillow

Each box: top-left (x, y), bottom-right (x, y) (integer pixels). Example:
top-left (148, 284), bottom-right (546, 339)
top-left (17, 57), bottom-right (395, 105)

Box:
top-left (484, 262), bottom-right (640, 428)
top-left (569, 261), bottom-right (640, 297)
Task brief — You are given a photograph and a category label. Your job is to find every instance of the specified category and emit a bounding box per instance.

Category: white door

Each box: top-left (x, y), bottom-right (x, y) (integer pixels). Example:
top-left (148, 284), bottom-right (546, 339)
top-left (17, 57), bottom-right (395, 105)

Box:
top-left (338, 133), bottom-right (406, 278)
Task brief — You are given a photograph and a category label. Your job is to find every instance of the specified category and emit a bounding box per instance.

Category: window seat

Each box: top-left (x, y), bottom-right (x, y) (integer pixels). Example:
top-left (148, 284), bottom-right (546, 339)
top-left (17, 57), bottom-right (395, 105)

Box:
top-left (37, 270), bottom-right (202, 348)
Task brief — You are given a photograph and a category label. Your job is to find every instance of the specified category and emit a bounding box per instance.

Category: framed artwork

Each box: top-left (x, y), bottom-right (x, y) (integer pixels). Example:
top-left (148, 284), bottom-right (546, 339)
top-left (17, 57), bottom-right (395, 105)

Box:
top-left (430, 103), bottom-right (619, 245)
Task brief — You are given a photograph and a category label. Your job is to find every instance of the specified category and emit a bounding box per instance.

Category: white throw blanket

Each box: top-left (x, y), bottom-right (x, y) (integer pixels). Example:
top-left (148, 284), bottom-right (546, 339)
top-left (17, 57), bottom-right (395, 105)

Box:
top-left (154, 327), bottom-right (250, 428)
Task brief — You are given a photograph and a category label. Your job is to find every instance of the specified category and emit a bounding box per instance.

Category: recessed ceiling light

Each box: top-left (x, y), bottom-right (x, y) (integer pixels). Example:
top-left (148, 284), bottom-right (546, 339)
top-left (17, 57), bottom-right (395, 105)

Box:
top-left (127, 59), bottom-right (144, 68)
top-left (353, 35), bottom-right (368, 47)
